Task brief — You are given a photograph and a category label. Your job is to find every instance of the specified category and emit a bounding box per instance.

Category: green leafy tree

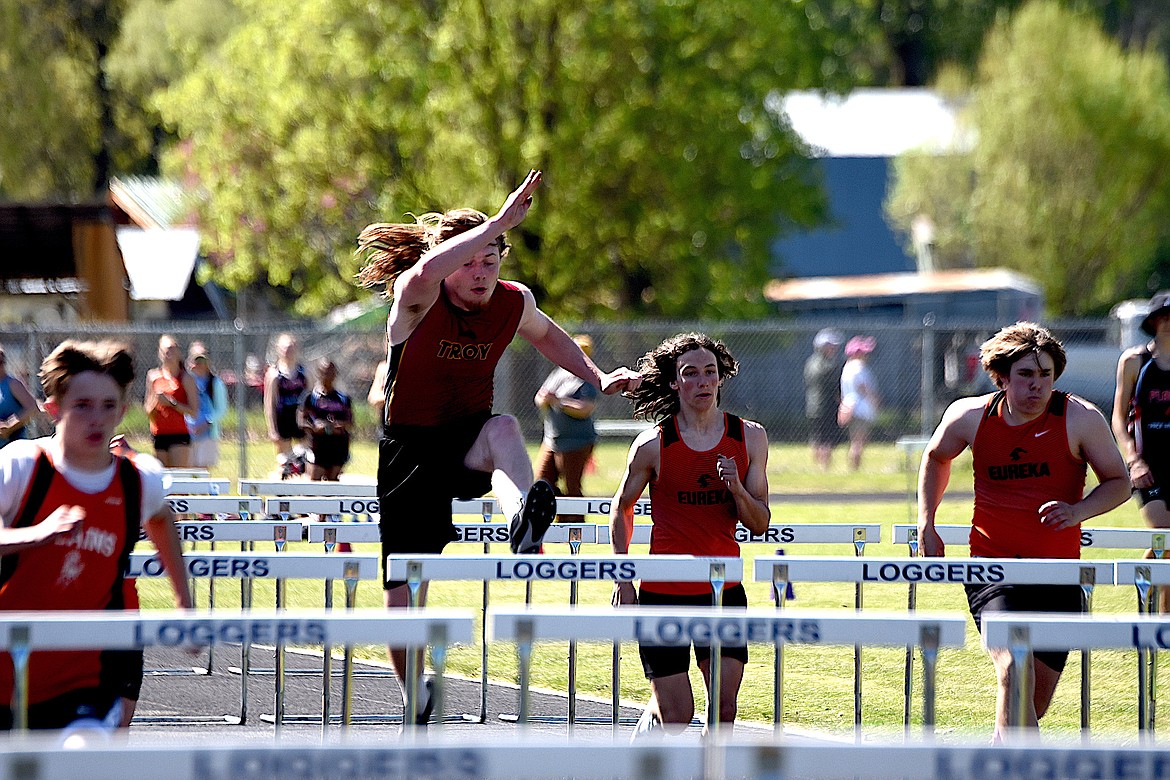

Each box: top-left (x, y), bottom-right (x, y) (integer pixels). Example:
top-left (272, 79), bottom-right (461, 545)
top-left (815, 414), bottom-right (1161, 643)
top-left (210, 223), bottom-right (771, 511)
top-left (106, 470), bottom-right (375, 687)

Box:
top-left (159, 0), bottom-right (881, 318)
top-left (887, 1), bottom-right (1170, 315)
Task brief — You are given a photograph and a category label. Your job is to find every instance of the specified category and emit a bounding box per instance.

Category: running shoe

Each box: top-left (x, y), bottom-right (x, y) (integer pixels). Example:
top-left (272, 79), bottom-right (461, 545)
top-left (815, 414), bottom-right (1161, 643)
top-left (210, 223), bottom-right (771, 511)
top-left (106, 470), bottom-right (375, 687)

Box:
top-left (630, 707), bottom-right (662, 742)
top-left (509, 479), bottom-right (557, 554)
top-left (415, 676), bottom-right (435, 726)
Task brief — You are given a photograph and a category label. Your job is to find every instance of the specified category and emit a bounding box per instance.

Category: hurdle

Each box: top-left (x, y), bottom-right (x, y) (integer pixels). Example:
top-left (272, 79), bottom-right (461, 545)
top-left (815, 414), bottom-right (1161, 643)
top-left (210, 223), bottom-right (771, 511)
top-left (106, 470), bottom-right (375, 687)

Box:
top-left (387, 554), bottom-right (740, 733)
top-left (8, 734), bottom-right (1170, 780)
top-left (981, 611), bottom-right (1170, 737)
top-left (163, 478), bottom-right (231, 496)
top-left (895, 523), bottom-right (1170, 731)
top-left (137, 519), bottom-right (301, 684)
top-left (0, 609), bottom-right (471, 734)
top-left (239, 479), bottom-right (376, 497)
top-left (158, 496), bottom-right (268, 676)
top-left (489, 606), bottom-right (966, 735)
top-left (128, 553), bottom-right (378, 729)
top-left (1115, 558), bottom-right (1170, 733)
top-left (753, 555), bottom-right (1111, 734)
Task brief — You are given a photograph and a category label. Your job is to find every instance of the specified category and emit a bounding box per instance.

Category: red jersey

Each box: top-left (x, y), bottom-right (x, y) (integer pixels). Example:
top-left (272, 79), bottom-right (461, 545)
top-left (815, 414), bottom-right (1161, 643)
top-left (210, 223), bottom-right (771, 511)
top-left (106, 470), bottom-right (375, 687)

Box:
top-left (644, 413), bottom-right (749, 596)
top-left (383, 281), bottom-right (525, 428)
top-left (970, 391), bottom-right (1086, 558)
top-left (0, 447), bottom-right (142, 705)
top-left (149, 371), bottom-right (189, 436)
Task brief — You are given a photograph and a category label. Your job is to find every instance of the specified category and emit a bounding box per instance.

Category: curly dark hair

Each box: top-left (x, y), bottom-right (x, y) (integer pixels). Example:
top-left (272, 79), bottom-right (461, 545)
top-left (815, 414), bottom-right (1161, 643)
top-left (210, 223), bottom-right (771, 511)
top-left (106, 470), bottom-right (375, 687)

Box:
top-left (627, 332), bottom-right (739, 422)
top-left (355, 208), bottom-right (510, 297)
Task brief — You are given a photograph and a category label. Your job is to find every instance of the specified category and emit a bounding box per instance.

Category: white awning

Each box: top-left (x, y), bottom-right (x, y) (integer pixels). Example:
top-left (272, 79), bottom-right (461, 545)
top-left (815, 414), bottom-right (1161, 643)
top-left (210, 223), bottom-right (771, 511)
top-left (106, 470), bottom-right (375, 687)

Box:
top-left (116, 227), bottom-right (200, 301)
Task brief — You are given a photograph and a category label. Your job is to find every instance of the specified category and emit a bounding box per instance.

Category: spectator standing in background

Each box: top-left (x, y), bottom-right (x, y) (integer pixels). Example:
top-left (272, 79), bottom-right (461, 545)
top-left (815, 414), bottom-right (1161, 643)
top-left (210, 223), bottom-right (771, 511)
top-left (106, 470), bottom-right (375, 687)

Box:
top-left (0, 345), bottom-right (37, 449)
top-left (839, 335), bottom-right (879, 471)
top-left (803, 328), bottom-right (843, 470)
top-left (534, 334), bottom-right (600, 523)
top-left (144, 335), bottom-right (197, 468)
top-left (263, 333), bottom-right (307, 470)
top-left (301, 359), bottom-right (353, 481)
top-left (185, 342), bottom-right (228, 470)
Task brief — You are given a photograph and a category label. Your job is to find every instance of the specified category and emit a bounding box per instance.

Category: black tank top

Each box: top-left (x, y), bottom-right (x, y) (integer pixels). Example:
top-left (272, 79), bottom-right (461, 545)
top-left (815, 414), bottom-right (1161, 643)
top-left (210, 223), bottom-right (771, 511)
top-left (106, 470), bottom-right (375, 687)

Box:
top-left (1133, 347), bottom-right (1170, 469)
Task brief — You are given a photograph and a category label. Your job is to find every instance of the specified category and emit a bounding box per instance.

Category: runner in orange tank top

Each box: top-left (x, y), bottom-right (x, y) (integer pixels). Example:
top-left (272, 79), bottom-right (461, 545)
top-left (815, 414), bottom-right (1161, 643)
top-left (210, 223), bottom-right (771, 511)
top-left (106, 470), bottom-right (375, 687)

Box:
top-left (0, 340), bottom-right (190, 733)
top-left (610, 333), bottom-right (770, 736)
top-left (917, 322), bottom-right (1128, 741)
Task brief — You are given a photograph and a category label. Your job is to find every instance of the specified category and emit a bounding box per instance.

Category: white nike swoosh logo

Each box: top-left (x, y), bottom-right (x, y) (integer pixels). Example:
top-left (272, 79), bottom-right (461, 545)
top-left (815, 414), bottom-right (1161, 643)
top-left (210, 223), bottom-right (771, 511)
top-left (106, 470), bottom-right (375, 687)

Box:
top-left (1034, 430), bottom-right (1050, 438)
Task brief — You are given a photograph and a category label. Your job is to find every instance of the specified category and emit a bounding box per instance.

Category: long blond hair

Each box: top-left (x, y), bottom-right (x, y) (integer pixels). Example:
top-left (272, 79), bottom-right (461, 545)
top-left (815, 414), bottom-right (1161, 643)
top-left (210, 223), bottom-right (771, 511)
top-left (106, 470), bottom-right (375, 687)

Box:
top-left (355, 208), bottom-right (510, 296)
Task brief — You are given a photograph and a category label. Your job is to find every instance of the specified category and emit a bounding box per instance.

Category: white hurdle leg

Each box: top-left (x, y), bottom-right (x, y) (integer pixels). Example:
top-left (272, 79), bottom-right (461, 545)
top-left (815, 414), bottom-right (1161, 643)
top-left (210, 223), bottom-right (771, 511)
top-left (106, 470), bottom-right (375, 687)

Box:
top-left (8, 624), bottom-right (29, 731)
top-left (272, 524), bottom-right (288, 734)
top-left (567, 526), bottom-right (583, 732)
top-left (1080, 565), bottom-right (1096, 737)
top-left (340, 559), bottom-right (360, 727)
top-left (707, 562), bottom-right (726, 735)
top-left (403, 560), bottom-right (424, 730)
top-left (516, 618), bottom-right (535, 724)
top-left (1007, 624), bottom-right (1032, 732)
top-left (853, 527), bottom-right (868, 739)
top-left (920, 624), bottom-right (939, 733)
top-left (1151, 534), bottom-right (1165, 735)
top-left (903, 528), bottom-right (919, 736)
top-left (321, 527), bottom-right (336, 734)
top-left (1136, 564), bottom-right (1154, 736)
top-left (771, 562), bottom-right (789, 734)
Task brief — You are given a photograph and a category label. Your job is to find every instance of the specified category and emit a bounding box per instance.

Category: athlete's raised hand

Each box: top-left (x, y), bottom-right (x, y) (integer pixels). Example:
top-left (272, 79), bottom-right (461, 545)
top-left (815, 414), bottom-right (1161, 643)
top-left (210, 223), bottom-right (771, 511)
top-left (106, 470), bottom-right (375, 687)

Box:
top-left (601, 367), bottom-right (642, 395)
top-left (494, 170), bottom-right (542, 231)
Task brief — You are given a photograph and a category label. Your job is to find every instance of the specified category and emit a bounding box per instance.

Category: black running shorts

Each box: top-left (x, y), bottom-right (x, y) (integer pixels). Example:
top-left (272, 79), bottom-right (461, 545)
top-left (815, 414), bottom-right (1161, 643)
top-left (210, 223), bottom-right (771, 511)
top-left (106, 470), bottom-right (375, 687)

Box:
top-left (378, 412), bottom-right (495, 588)
top-left (965, 582), bottom-right (1084, 673)
top-left (637, 584), bottom-right (749, 679)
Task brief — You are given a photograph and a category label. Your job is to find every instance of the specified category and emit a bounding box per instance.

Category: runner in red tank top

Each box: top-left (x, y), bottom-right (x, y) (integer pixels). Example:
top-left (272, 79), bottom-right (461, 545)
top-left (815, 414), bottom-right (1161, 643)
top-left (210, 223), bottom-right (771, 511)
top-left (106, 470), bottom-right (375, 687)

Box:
top-left (917, 322), bottom-right (1127, 741)
top-left (0, 340), bottom-right (190, 733)
top-left (355, 171), bottom-right (642, 725)
top-left (610, 333), bottom-right (770, 736)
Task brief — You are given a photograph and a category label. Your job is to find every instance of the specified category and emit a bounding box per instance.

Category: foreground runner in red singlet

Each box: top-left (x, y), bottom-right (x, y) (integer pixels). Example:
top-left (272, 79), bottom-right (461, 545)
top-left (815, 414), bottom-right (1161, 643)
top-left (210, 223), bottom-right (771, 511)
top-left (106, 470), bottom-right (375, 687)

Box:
top-left (610, 333), bottom-right (770, 736)
top-left (918, 322), bottom-right (1128, 741)
top-left (356, 170), bottom-right (641, 724)
top-left (0, 340), bottom-right (191, 733)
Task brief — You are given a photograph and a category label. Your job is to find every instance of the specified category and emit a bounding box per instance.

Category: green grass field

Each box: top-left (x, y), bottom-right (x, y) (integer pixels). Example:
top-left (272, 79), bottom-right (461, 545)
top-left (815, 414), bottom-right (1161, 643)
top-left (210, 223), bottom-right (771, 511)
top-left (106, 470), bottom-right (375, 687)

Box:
top-left (135, 438), bottom-right (1161, 741)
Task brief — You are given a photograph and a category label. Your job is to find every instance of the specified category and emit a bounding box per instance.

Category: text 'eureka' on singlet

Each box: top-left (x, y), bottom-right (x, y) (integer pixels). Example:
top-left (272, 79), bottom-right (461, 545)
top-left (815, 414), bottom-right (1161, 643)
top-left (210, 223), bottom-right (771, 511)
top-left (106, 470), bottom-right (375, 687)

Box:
top-left (644, 413), bottom-right (749, 596)
top-left (1132, 348), bottom-right (1170, 470)
top-left (0, 447), bottom-right (141, 704)
top-left (383, 281), bottom-right (524, 429)
top-left (970, 391), bottom-right (1086, 559)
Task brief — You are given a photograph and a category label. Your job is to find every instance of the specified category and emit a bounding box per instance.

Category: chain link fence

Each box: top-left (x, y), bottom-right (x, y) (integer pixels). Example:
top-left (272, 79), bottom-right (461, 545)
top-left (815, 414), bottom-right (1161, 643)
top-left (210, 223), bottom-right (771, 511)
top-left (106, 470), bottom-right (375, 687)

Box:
top-left (0, 314), bottom-right (1125, 457)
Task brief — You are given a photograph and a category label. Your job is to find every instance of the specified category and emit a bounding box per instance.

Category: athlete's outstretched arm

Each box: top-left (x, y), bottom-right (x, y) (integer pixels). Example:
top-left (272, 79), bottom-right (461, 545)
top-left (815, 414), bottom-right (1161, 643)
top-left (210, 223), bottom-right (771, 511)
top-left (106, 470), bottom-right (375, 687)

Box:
top-left (517, 294), bottom-right (641, 395)
top-left (918, 398), bottom-right (981, 557)
top-left (1112, 349), bottom-right (1150, 488)
top-left (144, 504), bottom-right (193, 609)
top-left (610, 431), bottom-right (658, 606)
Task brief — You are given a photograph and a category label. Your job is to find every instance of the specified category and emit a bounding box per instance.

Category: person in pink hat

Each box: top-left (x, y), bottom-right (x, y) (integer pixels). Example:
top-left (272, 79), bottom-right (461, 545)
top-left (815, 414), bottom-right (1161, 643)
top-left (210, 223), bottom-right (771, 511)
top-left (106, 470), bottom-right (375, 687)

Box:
top-left (839, 335), bottom-right (879, 470)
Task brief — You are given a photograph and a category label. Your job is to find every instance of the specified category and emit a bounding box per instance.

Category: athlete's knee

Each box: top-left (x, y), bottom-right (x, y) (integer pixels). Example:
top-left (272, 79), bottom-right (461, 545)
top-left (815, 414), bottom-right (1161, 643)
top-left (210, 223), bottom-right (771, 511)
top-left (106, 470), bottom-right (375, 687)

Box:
top-left (656, 698), bottom-right (695, 727)
top-left (483, 414), bottom-right (524, 444)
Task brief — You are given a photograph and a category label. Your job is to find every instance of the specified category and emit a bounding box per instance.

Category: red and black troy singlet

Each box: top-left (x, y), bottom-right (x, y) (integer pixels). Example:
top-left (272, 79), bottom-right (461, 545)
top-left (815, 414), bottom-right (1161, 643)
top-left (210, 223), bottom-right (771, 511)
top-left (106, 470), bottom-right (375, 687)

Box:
top-left (0, 447), bottom-right (142, 704)
top-left (644, 413), bottom-right (749, 596)
top-left (970, 391), bottom-right (1087, 559)
top-left (382, 281), bottom-right (525, 428)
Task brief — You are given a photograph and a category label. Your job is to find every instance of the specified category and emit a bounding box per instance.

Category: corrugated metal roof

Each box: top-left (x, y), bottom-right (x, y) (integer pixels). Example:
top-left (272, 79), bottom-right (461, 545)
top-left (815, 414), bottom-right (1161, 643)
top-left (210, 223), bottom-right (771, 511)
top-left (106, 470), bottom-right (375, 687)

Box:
top-left (109, 176), bottom-right (194, 229)
top-left (765, 269), bottom-right (1042, 303)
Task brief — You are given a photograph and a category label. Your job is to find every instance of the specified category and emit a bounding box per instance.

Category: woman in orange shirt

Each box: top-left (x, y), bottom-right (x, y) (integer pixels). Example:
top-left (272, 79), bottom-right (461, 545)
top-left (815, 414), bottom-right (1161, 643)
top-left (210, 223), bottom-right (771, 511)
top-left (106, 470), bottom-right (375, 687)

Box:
top-left (144, 334), bottom-right (198, 467)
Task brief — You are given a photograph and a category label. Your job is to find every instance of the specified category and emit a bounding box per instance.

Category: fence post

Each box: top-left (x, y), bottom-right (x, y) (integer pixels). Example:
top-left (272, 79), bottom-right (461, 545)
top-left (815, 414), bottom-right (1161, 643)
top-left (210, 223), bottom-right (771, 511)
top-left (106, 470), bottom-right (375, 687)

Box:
top-left (920, 313), bottom-right (936, 436)
top-left (234, 320), bottom-right (247, 481)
